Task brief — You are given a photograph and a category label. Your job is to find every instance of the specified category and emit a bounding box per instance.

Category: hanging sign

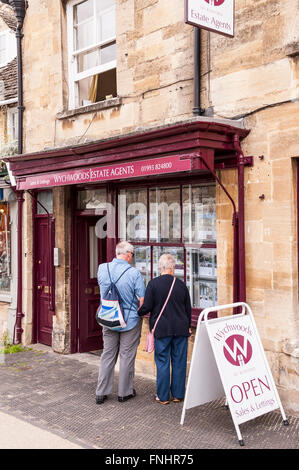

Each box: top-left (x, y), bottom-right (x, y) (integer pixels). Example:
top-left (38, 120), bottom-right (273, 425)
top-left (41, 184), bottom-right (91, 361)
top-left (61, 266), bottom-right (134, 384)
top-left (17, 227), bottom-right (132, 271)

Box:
top-left (185, 0), bottom-right (235, 37)
top-left (16, 155), bottom-right (193, 191)
top-left (181, 303), bottom-right (288, 446)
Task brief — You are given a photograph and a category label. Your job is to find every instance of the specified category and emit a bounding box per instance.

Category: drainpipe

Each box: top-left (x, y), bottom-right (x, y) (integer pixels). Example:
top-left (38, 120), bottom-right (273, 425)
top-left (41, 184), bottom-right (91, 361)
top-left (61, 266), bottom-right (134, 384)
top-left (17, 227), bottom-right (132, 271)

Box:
top-left (193, 28), bottom-right (205, 116)
top-left (233, 134), bottom-right (246, 303)
top-left (14, 190), bottom-right (24, 343)
top-left (8, 0), bottom-right (26, 155)
top-left (6, 0), bottom-right (27, 343)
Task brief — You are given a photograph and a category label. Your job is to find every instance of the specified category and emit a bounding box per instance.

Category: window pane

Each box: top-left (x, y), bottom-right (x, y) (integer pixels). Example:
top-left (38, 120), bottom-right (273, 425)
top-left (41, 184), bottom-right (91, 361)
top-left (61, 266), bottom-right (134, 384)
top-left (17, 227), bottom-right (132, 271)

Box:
top-left (150, 187), bottom-right (181, 242)
top-left (7, 108), bottom-right (18, 141)
top-left (99, 9), bottom-right (115, 42)
top-left (96, 0), bottom-right (115, 13)
top-left (77, 49), bottom-right (100, 73)
top-left (74, 0), bottom-right (93, 24)
top-left (182, 184), bottom-right (216, 243)
top-left (37, 190), bottom-right (53, 215)
top-left (77, 188), bottom-right (107, 209)
top-left (0, 203), bottom-right (10, 293)
top-left (153, 246), bottom-right (184, 283)
top-left (100, 42), bottom-right (116, 64)
top-left (118, 189), bottom-right (147, 241)
top-left (186, 247), bottom-right (217, 309)
top-left (132, 246), bottom-right (150, 286)
top-left (75, 19), bottom-right (95, 50)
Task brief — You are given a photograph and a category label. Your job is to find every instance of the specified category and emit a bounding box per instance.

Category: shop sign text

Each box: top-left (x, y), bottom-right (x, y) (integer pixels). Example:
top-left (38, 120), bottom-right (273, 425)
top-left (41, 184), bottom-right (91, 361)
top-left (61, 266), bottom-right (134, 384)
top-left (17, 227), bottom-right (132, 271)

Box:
top-left (206, 315), bottom-right (278, 424)
top-left (185, 0), bottom-right (234, 37)
top-left (16, 155), bottom-right (191, 190)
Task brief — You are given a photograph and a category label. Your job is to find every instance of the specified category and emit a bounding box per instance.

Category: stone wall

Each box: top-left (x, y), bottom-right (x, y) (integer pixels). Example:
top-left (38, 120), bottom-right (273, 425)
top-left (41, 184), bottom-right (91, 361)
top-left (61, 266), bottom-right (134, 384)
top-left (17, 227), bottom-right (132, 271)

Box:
top-left (19, 0), bottom-right (299, 415)
top-left (22, 0), bottom-right (194, 152)
top-left (202, 0), bottom-right (299, 415)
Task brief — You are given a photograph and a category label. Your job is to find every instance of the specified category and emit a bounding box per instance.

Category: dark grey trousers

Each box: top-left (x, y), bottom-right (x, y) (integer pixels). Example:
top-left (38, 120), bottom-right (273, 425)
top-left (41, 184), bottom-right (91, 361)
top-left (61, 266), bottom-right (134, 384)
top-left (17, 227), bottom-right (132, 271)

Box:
top-left (96, 320), bottom-right (142, 398)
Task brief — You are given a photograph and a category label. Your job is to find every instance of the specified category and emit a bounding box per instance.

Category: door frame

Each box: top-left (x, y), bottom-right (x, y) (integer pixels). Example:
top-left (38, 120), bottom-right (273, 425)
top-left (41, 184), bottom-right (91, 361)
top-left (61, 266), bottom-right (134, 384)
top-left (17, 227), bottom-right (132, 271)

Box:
top-left (71, 212), bottom-right (108, 353)
top-left (70, 185), bottom-right (117, 353)
top-left (32, 193), bottom-right (55, 345)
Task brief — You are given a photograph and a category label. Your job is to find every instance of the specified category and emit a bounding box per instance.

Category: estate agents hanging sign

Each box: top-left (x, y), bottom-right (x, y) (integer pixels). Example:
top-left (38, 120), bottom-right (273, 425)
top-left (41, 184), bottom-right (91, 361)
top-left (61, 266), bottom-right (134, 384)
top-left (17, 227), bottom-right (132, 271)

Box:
top-left (185, 0), bottom-right (235, 37)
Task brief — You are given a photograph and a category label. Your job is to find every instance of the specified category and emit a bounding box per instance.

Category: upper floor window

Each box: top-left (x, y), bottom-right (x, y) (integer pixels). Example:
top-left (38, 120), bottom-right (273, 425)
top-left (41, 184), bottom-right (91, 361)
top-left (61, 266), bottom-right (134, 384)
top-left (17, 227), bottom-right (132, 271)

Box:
top-left (7, 107), bottom-right (18, 142)
top-left (67, 0), bottom-right (117, 109)
top-left (0, 30), bottom-right (16, 68)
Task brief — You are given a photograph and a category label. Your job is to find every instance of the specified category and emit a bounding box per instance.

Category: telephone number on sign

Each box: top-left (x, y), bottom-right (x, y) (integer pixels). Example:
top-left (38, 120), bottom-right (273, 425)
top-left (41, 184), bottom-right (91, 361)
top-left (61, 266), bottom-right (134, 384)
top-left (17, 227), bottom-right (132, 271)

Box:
top-left (141, 162), bottom-right (173, 172)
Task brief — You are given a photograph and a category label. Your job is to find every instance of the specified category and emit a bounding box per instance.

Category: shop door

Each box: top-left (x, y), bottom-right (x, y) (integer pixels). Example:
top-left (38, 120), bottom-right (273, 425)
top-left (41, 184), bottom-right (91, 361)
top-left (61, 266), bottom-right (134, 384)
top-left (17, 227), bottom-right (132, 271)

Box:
top-left (36, 217), bottom-right (55, 346)
top-left (77, 217), bottom-right (106, 352)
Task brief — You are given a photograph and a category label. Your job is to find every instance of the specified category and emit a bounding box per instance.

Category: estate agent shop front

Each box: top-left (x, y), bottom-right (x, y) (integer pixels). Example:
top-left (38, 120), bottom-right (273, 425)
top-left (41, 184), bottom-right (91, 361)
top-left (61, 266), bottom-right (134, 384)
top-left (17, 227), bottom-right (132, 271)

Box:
top-left (6, 120), bottom-right (250, 354)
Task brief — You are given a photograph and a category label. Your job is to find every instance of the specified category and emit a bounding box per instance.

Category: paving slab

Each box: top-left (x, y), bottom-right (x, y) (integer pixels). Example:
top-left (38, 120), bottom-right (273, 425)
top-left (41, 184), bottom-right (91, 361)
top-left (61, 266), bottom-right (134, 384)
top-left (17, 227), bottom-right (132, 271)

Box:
top-left (0, 345), bottom-right (298, 451)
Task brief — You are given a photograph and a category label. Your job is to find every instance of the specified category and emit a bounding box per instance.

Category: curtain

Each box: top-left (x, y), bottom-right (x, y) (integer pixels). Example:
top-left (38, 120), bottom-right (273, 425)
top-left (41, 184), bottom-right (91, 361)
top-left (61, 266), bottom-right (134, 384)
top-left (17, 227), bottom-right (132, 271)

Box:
top-left (88, 74), bottom-right (99, 103)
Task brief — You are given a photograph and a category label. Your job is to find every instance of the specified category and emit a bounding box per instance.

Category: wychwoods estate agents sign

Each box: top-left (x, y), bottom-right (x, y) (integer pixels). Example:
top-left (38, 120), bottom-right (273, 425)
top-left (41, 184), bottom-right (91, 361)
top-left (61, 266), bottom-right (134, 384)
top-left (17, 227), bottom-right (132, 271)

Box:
top-left (181, 303), bottom-right (288, 446)
top-left (206, 313), bottom-right (279, 424)
top-left (185, 0), bottom-right (235, 37)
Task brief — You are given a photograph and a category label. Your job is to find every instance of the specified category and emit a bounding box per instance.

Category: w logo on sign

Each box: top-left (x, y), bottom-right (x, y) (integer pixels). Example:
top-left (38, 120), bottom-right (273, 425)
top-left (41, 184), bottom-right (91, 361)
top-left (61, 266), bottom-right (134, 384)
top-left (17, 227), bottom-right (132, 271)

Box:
top-left (204, 0), bottom-right (225, 5)
top-left (223, 335), bottom-right (253, 366)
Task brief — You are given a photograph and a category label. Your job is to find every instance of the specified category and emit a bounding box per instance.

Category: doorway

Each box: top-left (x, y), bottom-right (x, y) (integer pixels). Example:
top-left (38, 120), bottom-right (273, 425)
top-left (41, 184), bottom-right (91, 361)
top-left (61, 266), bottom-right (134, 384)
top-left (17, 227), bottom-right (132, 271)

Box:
top-left (35, 216), bottom-right (55, 346)
top-left (76, 216), bottom-right (106, 352)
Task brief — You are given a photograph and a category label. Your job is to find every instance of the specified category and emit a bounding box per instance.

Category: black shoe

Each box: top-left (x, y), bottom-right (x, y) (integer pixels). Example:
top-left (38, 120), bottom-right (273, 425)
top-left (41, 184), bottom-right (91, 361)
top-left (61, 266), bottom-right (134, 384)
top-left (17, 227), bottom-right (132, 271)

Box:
top-left (118, 389), bottom-right (136, 403)
top-left (96, 395), bottom-right (107, 404)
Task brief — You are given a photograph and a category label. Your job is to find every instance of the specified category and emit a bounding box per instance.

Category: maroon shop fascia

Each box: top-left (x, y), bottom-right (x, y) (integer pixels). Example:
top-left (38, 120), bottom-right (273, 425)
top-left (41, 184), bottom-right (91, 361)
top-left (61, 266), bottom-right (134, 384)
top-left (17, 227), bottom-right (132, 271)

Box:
top-left (5, 121), bottom-right (251, 352)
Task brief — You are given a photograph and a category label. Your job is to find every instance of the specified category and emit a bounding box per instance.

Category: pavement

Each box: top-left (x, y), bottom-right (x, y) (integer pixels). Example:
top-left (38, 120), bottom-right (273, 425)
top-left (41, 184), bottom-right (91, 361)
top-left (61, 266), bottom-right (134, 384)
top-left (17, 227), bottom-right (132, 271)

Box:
top-left (0, 344), bottom-right (298, 453)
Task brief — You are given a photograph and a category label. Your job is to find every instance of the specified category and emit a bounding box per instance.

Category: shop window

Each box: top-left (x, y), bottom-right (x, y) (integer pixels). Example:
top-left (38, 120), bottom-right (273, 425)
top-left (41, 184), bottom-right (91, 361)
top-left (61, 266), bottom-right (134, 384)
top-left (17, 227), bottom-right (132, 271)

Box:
top-left (149, 187), bottom-right (181, 242)
top-left (118, 184), bottom-right (217, 312)
top-left (67, 0), bottom-right (117, 109)
top-left (0, 203), bottom-right (10, 294)
top-left (119, 188), bottom-right (147, 241)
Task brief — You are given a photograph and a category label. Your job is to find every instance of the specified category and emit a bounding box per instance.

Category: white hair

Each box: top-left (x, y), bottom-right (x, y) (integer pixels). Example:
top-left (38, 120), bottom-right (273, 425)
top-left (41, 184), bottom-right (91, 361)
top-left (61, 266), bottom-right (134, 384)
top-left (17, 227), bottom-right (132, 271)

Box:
top-left (116, 241), bottom-right (134, 256)
top-left (158, 253), bottom-right (175, 272)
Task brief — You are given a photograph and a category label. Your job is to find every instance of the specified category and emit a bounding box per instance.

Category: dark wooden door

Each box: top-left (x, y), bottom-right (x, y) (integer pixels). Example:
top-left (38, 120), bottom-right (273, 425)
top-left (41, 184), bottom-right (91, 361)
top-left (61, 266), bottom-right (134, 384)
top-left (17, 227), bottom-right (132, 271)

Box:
top-left (77, 216), bottom-right (106, 352)
top-left (36, 217), bottom-right (55, 346)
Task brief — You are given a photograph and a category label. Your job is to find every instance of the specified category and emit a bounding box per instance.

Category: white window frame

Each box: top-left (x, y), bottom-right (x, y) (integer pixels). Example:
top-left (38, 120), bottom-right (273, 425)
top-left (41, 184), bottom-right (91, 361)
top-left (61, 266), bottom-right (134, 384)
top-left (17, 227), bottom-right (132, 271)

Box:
top-left (0, 30), bottom-right (17, 68)
top-left (66, 0), bottom-right (117, 109)
top-left (7, 107), bottom-right (18, 143)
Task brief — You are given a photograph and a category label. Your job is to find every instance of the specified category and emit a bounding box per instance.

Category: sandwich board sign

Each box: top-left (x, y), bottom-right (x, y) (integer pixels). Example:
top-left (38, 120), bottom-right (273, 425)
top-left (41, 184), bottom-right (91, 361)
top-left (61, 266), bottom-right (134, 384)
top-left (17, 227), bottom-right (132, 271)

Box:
top-left (181, 302), bottom-right (289, 446)
top-left (185, 0), bottom-right (235, 38)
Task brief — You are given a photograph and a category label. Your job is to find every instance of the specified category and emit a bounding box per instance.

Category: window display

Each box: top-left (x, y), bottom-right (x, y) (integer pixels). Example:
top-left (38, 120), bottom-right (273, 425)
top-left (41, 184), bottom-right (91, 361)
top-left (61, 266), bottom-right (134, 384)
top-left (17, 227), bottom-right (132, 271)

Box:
top-left (186, 247), bottom-right (217, 309)
top-left (119, 188), bottom-right (147, 241)
top-left (132, 246), bottom-right (151, 285)
top-left (118, 183), bottom-right (217, 310)
top-left (182, 184), bottom-right (216, 243)
top-left (149, 187), bottom-right (181, 242)
top-left (0, 203), bottom-right (10, 294)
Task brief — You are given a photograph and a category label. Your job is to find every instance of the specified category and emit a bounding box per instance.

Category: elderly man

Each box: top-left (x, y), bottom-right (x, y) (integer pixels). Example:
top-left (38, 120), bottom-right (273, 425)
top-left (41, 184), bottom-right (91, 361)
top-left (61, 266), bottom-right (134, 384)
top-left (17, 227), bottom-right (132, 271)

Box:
top-left (96, 241), bottom-right (145, 404)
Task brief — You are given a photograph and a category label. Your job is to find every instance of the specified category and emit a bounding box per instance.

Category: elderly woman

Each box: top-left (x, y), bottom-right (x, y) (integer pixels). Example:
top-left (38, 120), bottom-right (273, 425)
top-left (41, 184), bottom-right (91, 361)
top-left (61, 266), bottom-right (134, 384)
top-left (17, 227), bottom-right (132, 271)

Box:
top-left (138, 253), bottom-right (191, 404)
